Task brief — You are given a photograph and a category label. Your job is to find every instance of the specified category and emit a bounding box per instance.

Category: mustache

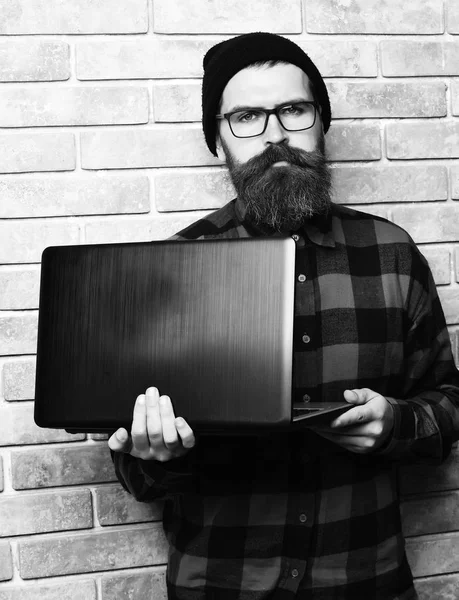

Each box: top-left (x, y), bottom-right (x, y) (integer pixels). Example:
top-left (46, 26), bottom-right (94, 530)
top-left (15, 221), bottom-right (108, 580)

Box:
top-left (232, 143), bottom-right (326, 179)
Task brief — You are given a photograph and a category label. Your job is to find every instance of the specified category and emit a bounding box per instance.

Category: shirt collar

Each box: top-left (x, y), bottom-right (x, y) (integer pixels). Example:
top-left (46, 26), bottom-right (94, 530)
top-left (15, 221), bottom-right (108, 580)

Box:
top-left (234, 197), bottom-right (336, 248)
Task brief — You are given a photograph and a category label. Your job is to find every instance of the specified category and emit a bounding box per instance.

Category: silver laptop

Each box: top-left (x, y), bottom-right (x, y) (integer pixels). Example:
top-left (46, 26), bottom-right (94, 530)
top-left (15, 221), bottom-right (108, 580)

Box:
top-left (34, 237), bottom-right (349, 433)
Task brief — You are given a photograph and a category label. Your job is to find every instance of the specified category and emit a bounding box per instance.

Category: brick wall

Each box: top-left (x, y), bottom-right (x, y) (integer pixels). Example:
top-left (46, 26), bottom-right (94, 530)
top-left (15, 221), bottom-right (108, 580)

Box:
top-left (0, 1), bottom-right (458, 598)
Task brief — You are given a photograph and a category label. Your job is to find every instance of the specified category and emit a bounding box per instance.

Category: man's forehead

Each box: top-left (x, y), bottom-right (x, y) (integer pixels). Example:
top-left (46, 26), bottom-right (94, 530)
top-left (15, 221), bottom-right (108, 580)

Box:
top-left (220, 62), bottom-right (314, 112)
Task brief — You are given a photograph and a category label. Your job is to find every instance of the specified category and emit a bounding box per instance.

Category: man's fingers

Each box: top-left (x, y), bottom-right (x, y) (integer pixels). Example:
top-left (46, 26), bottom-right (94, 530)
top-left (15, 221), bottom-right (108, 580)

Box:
top-left (108, 428), bottom-right (133, 453)
top-left (175, 417), bottom-right (196, 449)
top-left (131, 394), bottom-right (149, 451)
top-left (343, 388), bottom-right (380, 405)
top-left (335, 389), bottom-right (385, 428)
top-left (145, 387), bottom-right (163, 447)
top-left (114, 387), bottom-right (196, 460)
top-left (159, 395), bottom-right (180, 449)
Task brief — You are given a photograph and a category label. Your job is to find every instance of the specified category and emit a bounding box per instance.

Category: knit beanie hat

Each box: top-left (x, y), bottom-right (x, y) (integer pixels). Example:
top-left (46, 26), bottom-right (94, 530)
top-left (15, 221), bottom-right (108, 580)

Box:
top-left (202, 32), bottom-right (331, 156)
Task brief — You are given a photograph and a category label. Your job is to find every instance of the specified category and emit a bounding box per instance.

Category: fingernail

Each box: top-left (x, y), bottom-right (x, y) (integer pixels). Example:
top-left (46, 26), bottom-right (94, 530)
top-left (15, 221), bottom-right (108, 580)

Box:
top-left (175, 417), bottom-right (184, 427)
top-left (117, 429), bottom-right (128, 441)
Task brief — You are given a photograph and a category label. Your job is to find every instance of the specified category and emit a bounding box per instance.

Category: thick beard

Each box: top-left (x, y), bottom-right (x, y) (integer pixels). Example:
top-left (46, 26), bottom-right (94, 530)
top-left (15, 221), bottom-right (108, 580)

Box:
top-left (223, 137), bottom-right (332, 233)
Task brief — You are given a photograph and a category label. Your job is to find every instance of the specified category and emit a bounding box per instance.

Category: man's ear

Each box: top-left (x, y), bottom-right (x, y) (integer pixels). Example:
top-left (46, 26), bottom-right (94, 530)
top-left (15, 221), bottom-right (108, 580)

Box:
top-left (215, 136), bottom-right (226, 162)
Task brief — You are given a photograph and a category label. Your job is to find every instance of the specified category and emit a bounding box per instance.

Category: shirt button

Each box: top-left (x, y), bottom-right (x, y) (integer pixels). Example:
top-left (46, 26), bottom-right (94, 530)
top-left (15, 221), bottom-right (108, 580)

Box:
top-left (302, 394), bottom-right (311, 403)
top-left (302, 334), bottom-right (311, 344)
top-left (292, 234), bottom-right (300, 242)
top-left (291, 569), bottom-right (299, 578)
top-left (298, 274), bottom-right (306, 283)
top-left (299, 514), bottom-right (307, 523)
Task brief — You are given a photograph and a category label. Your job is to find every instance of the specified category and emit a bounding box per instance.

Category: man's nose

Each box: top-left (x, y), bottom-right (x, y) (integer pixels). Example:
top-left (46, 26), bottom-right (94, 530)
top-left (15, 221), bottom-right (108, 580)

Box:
top-left (263, 113), bottom-right (288, 145)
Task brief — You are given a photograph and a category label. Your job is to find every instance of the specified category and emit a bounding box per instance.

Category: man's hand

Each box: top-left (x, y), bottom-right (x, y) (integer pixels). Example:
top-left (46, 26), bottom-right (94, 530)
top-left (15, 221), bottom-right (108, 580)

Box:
top-left (108, 387), bottom-right (196, 461)
top-left (310, 388), bottom-right (394, 454)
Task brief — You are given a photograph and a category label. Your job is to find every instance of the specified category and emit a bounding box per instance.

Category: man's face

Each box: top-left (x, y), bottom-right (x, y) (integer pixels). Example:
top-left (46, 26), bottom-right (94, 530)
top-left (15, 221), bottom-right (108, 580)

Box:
top-left (216, 62), bottom-right (331, 232)
top-left (216, 62), bottom-right (322, 164)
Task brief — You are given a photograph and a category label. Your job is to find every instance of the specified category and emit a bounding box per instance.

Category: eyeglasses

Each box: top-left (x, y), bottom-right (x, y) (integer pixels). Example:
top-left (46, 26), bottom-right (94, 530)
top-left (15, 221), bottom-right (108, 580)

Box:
top-left (216, 101), bottom-right (319, 139)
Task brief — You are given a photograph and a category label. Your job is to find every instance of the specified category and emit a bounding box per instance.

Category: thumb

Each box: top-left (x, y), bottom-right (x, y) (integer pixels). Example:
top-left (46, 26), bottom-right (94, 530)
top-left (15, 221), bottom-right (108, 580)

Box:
top-left (343, 388), bottom-right (378, 405)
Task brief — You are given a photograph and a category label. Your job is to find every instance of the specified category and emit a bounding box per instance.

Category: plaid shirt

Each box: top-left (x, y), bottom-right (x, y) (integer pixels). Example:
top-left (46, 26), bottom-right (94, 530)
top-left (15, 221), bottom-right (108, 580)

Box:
top-left (113, 199), bottom-right (459, 600)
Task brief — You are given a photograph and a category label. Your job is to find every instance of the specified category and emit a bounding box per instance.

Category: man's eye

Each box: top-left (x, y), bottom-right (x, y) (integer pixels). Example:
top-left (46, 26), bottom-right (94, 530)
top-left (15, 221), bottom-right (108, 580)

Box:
top-left (280, 104), bottom-right (304, 116)
top-left (235, 111), bottom-right (263, 123)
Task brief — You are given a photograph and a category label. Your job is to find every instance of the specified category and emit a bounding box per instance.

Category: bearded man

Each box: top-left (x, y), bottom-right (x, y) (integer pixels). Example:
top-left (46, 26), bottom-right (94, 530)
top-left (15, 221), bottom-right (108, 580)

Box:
top-left (109, 33), bottom-right (459, 600)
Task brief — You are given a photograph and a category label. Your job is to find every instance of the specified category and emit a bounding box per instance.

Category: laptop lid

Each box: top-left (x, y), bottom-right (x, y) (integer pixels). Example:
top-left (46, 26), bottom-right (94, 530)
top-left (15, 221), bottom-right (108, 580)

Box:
top-left (34, 237), bottom-right (300, 433)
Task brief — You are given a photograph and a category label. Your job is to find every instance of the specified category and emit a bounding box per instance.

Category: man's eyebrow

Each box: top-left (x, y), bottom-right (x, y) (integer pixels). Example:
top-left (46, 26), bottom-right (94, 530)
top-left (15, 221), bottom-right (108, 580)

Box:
top-left (225, 98), bottom-right (312, 113)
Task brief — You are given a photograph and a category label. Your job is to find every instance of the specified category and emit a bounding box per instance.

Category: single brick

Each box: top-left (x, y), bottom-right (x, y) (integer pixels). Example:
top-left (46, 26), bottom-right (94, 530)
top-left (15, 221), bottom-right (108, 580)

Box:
top-left (0, 402), bottom-right (86, 446)
top-left (420, 247), bottom-right (451, 285)
top-left (328, 82), bottom-right (446, 119)
top-left (0, 175), bottom-right (150, 218)
top-left (0, 314), bottom-right (38, 356)
top-left (0, 267), bottom-right (40, 309)
top-left (381, 41), bottom-right (459, 77)
top-left (298, 41), bottom-right (377, 78)
top-left (0, 86), bottom-right (148, 127)
top-left (381, 41), bottom-right (441, 76)
top-left (3, 358), bottom-right (36, 401)
top-left (391, 205), bottom-right (459, 244)
top-left (0, 0), bottom-right (148, 34)
top-left (19, 525), bottom-right (168, 578)
top-left (155, 168), bottom-right (233, 212)
top-left (406, 534), bottom-right (459, 578)
top-left (0, 220), bottom-right (79, 264)
top-left (306, 0), bottom-right (443, 34)
top-left (90, 434), bottom-right (109, 441)
top-left (451, 79), bottom-right (459, 116)
top-left (153, 0), bottom-right (301, 33)
top-left (153, 81), bottom-right (201, 122)
top-left (401, 491), bottom-right (459, 537)
top-left (387, 121), bottom-right (459, 159)
top-left (332, 165), bottom-right (447, 205)
top-left (400, 446), bottom-right (459, 495)
top-left (96, 485), bottom-right (163, 526)
top-left (438, 288), bottom-right (459, 326)
top-left (0, 40), bottom-right (69, 82)
top-left (0, 580), bottom-right (97, 600)
top-left (81, 128), bottom-right (220, 170)
top-left (0, 133), bottom-right (75, 174)
top-left (101, 569), bottom-right (167, 600)
top-left (0, 489), bottom-right (92, 536)
top-left (84, 218), bottom-right (159, 244)
top-left (84, 213), bottom-right (210, 244)
top-left (11, 445), bottom-right (117, 490)
top-left (77, 38), bottom-right (215, 80)
top-left (0, 542), bottom-right (12, 581)
top-left (448, 0), bottom-right (459, 33)
top-left (327, 123), bottom-right (381, 162)
top-left (415, 574), bottom-right (459, 600)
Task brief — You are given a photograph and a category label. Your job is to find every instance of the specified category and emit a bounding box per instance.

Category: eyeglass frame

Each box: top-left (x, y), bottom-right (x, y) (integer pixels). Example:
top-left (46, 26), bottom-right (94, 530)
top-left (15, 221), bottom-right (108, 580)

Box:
top-left (215, 100), bottom-right (320, 139)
